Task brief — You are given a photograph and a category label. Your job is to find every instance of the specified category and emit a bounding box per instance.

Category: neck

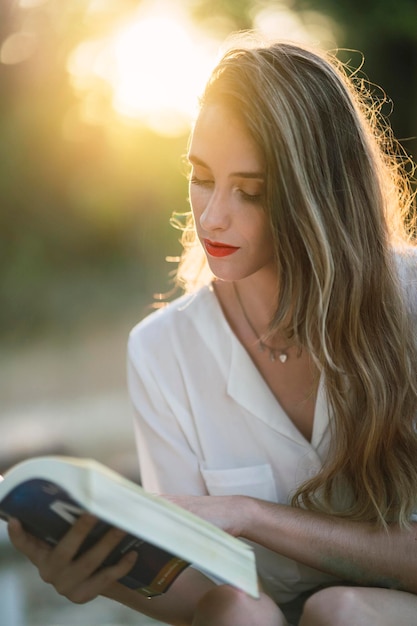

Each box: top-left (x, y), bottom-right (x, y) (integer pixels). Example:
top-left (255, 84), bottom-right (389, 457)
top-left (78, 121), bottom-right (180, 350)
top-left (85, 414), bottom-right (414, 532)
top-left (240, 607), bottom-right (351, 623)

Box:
top-left (233, 272), bottom-right (279, 330)
top-left (232, 279), bottom-right (292, 363)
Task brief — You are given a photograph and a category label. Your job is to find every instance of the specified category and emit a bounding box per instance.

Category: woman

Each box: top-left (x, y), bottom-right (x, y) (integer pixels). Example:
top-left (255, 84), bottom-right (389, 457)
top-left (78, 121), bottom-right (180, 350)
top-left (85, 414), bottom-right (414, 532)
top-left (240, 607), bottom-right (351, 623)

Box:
top-left (9, 39), bottom-right (417, 625)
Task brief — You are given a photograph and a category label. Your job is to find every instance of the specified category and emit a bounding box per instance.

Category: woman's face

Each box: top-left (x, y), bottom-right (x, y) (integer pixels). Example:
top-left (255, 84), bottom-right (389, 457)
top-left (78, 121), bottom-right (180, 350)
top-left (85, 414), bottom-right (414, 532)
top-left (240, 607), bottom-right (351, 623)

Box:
top-left (188, 103), bottom-right (275, 283)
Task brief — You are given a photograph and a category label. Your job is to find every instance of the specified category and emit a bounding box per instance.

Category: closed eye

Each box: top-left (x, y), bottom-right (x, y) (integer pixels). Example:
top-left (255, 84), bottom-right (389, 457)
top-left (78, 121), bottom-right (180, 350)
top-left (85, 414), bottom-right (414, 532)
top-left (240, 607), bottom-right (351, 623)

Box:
top-left (238, 189), bottom-right (262, 201)
top-left (190, 176), bottom-right (214, 188)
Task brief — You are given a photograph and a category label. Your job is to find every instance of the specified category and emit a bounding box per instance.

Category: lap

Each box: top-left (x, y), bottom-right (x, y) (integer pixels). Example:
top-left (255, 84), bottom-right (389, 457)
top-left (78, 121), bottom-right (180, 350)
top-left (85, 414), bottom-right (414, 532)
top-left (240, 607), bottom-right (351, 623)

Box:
top-left (193, 583), bottom-right (417, 626)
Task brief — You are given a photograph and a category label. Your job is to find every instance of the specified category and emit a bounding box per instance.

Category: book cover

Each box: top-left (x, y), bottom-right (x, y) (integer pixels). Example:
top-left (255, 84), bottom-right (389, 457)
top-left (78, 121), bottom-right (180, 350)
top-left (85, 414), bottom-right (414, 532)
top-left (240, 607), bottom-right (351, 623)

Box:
top-left (0, 476), bottom-right (188, 597)
top-left (0, 456), bottom-right (258, 598)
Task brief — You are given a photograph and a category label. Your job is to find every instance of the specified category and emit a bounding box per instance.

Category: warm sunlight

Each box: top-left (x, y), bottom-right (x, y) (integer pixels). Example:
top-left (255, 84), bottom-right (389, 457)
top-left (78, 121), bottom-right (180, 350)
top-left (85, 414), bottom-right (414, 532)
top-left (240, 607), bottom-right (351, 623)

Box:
top-left (111, 13), bottom-right (215, 133)
top-left (67, 2), bottom-right (218, 136)
top-left (66, 0), bottom-right (338, 137)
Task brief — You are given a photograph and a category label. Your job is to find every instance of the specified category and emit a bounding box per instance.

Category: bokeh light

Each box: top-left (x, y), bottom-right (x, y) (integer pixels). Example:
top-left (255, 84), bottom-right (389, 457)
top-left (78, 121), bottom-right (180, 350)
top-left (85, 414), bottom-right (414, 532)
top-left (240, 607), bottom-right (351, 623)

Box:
top-left (253, 4), bottom-right (339, 47)
top-left (64, 0), bottom-right (339, 137)
top-left (0, 31), bottom-right (38, 65)
top-left (67, 1), bottom-right (219, 136)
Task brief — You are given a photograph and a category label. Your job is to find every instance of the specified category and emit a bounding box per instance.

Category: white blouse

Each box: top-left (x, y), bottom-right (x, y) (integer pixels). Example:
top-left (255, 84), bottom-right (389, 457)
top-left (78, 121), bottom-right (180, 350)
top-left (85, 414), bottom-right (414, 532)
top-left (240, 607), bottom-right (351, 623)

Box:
top-left (127, 248), bottom-right (417, 603)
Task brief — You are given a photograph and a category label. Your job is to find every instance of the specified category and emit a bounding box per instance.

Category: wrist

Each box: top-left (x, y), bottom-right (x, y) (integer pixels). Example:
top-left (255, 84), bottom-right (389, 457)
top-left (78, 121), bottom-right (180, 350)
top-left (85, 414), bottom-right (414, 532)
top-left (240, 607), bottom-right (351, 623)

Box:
top-left (233, 496), bottom-right (259, 538)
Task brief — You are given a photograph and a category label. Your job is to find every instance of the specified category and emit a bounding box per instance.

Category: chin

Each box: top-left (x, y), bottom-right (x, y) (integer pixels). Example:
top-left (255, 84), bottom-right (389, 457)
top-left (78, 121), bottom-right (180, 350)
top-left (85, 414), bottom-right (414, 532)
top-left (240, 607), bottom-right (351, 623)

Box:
top-left (208, 266), bottom-right (249, 283)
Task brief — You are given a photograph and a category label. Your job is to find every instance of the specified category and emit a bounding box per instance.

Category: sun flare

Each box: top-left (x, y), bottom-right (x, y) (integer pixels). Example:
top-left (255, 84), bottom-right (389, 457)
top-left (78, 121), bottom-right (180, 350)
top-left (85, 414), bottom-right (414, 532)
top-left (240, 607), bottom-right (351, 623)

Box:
top-left (66, 2), bottom-right (337, 136)
top-left (67, 4), bottom-right (218, 135)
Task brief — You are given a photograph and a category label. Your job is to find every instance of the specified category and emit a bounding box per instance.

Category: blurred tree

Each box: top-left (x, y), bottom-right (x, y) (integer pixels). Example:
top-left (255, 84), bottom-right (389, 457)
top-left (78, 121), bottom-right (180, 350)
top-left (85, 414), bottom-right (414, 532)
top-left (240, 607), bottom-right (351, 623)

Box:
top-left (0, 0), bottom-right (188, 342)
top-left (190, 0), bottom-right (254, 32)
top-left (292, 0), bottom-right (417, 162)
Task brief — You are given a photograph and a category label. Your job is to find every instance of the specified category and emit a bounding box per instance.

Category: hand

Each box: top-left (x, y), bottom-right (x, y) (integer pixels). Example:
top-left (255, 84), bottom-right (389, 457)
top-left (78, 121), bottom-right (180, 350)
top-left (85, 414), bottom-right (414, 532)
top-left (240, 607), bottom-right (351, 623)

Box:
top-left (8, 515), bottom-right (137, 604)
top-left (163, 494), bottom-right (252, 537)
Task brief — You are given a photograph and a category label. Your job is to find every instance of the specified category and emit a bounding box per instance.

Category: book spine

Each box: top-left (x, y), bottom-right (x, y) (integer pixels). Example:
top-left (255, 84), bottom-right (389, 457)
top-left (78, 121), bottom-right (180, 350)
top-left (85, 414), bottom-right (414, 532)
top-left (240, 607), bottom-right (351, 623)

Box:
top-left (137, 557), bottom-right (189, 597)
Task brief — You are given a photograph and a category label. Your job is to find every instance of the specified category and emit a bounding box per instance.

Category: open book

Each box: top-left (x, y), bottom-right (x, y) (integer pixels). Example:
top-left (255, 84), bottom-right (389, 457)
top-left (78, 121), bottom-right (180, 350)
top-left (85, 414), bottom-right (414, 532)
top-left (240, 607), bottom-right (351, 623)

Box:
top-left (0, 456), bottom-right (258, 598)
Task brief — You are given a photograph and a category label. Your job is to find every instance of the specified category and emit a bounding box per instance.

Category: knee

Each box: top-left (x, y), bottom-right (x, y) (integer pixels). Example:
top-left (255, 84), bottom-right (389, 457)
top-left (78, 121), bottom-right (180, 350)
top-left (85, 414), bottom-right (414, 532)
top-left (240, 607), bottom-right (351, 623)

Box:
top-left (193, 586), bottom-right (248, 625)
top-left (193, 585), bottom-right (283, 626)
top-left (300, 586), bottom-right (373, 626)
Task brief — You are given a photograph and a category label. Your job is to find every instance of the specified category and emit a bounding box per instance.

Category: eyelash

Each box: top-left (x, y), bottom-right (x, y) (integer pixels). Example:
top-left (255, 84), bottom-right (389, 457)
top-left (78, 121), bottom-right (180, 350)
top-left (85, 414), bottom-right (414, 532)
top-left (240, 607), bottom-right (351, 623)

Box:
top-left (190, 176), bottom-right (213, 188)
top-left (190, 176), bottom-right (263, 203)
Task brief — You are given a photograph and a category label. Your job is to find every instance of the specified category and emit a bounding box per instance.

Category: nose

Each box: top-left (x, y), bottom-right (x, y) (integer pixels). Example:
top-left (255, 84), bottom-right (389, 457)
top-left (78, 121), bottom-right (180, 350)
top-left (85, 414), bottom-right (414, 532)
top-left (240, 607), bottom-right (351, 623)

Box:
top-left (198, 189), bottom-right (230, 232)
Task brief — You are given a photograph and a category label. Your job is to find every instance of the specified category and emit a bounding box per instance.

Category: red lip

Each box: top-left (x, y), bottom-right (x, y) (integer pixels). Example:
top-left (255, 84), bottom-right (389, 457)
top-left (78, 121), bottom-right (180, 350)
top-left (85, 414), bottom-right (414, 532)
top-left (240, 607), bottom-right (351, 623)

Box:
top-left (203, 239), bottom-right (240, 258)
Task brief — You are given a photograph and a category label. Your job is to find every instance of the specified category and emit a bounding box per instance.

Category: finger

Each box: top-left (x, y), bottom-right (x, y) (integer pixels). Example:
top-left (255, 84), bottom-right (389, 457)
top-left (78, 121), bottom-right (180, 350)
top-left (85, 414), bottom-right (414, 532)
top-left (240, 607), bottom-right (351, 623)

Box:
top-left (63, 551), bottom-right (138, 604)
top-left (67, 525), bottom-right (129, 583)
top-left (45, 514), bottom-right (98, 568)
top-left (48, 524), bottom-right (133, 598)
top-left (8, 518), bottom-right (52, 565)
top-left (37, 514), bottom-right (101, 587)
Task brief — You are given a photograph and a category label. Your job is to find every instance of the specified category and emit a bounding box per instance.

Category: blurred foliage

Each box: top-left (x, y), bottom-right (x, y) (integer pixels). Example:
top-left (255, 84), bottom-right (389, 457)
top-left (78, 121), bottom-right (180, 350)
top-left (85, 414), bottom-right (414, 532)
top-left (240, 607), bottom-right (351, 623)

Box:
top-left (190, 0), bottom-right (254, 33)
top-left (0, 0), bottom-right (416, 344)
top-left (291, 0), bottom-right (417, 159)
top-left (0, 0), bottom-right (188, 344)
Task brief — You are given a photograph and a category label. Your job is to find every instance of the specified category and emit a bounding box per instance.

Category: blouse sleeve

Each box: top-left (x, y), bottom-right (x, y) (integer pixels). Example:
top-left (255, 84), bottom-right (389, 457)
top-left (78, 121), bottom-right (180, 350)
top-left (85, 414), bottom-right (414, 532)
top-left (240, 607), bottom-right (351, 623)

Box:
top-left (127, 330), bottom-right (208, 496)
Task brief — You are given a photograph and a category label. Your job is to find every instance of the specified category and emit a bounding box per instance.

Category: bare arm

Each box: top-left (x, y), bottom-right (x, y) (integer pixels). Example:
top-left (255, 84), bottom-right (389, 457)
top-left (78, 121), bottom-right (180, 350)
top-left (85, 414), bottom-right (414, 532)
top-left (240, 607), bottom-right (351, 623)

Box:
top-left (167, 495), bottom-right (417, 593)
top-left (248, 499), bottom-right (417, 592)
top-left (7, 515), bottom-right (215, 626)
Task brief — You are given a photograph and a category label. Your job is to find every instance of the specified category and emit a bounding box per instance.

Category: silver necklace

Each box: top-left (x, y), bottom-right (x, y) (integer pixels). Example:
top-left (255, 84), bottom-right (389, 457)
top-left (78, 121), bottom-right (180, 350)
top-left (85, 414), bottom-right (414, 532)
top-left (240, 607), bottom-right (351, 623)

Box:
top-left (233, 282), bottom-right (289, 363)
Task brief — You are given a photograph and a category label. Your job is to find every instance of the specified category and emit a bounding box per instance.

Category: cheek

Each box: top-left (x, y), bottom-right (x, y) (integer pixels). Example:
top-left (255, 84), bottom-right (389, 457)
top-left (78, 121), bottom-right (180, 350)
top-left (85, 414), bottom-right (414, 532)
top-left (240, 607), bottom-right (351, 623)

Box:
top-left (256, 221), bottom-right (275, 262)
top-left (253, 213), bottom-right (273, 246)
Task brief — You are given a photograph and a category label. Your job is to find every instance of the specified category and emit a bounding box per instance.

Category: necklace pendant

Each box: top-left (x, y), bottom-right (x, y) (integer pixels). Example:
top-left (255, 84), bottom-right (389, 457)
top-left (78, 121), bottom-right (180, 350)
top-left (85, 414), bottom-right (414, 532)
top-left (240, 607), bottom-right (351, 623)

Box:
top-left (233, 283), bottom-right (289, 364)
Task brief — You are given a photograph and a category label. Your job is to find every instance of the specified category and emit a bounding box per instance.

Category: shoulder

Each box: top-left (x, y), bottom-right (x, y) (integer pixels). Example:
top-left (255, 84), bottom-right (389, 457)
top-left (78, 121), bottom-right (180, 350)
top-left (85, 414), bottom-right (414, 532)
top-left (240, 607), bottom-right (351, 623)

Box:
top-left (128, 285), bottom-right (217, 363)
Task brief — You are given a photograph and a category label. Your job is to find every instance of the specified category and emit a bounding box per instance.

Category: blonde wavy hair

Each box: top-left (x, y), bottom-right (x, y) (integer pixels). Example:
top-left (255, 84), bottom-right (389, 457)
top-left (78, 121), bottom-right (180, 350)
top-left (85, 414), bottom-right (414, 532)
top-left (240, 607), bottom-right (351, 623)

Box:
top-left (175, 39), bottom-right (417, 527)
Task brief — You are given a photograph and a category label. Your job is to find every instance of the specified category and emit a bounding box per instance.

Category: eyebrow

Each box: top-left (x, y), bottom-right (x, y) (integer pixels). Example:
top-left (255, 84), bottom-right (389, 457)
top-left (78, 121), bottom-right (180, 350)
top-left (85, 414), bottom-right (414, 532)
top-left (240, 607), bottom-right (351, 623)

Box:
top-left (188, 155), bottom-right (265, 180)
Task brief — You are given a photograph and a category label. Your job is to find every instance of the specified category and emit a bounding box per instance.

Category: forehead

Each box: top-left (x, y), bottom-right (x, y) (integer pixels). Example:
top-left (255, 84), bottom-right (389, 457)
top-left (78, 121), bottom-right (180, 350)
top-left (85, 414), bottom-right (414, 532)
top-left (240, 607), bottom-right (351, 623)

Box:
top-left (189, 103), bottom-right (263, 171)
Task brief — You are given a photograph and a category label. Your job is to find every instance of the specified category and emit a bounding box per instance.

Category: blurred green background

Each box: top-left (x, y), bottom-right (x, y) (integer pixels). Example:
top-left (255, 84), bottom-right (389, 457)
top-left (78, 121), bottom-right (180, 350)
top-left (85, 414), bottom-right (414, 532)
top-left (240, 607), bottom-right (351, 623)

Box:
top-left (1, 0), bottom-right (416, 347)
